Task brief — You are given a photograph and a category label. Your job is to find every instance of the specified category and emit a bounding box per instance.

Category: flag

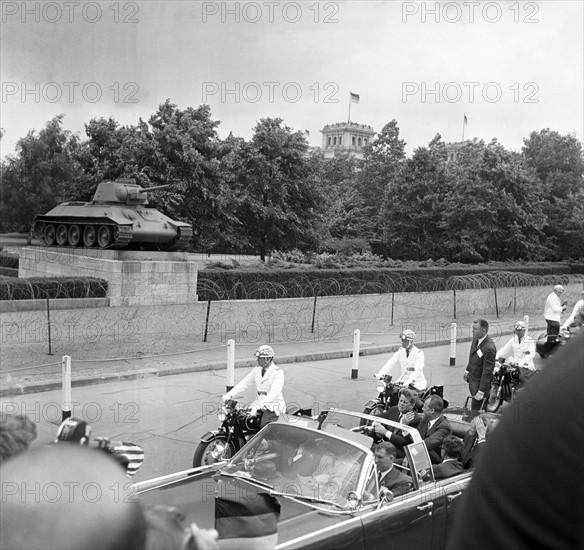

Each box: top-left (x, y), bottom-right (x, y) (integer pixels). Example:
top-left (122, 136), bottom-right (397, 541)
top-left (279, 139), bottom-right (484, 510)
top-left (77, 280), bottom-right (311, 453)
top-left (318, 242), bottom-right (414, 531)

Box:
top-left (464, 115), bottom-right (468, 125)
top-left (215, 492), bottom-right (281, 549)
top-left (350, 92), bottom-right (360, 104)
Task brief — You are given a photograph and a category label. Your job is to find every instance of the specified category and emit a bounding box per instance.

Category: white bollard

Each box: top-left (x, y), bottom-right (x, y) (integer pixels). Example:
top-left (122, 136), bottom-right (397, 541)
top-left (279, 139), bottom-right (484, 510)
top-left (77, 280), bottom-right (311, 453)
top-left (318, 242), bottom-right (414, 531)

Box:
top-left (61, 355), bottom-right (72, 421)
top-left (351, 329), bottom-right (361, 379)
top-left (449, 323), bottom-right (457, 366)
top-left (226, 339), bottom-right (235, 392)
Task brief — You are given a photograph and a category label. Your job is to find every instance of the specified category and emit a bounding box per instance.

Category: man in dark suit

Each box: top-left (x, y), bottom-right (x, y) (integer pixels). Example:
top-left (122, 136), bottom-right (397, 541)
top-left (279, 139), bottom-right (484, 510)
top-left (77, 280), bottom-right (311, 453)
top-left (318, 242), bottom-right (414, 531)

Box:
top-left (464, 319), bottom-right (497, 412)
top-left (432, 435), bottom-right (463, 480)
top-left (461, 413), bottom-right (499, 470)
top-left (416, 395), bottom-right (452, 464)
top-left (374, 442), bottom-right (412, 497)
top-left (372, 388), bottom-right (420, 458)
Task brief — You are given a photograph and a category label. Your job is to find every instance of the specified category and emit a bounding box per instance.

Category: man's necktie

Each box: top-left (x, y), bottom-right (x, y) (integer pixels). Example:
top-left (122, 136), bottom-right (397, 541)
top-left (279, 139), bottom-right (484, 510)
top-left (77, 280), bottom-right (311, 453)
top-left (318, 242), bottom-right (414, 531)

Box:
top-left (406, 349), bottom-right (410, 358)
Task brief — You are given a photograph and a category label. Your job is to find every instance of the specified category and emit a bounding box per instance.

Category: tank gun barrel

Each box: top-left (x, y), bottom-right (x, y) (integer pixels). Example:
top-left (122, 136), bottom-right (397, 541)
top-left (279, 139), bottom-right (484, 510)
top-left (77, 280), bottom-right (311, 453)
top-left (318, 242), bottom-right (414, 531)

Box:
top-left (141, 184), bottom-right (170, 192)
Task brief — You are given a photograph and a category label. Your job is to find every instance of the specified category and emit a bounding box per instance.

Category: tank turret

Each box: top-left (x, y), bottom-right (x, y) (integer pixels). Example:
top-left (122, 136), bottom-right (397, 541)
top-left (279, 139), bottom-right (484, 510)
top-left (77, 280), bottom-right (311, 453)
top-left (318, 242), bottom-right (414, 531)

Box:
top-left (92, 181), bottom-right (171, 205)
top-left (31, 179), bottom-right (192, 250)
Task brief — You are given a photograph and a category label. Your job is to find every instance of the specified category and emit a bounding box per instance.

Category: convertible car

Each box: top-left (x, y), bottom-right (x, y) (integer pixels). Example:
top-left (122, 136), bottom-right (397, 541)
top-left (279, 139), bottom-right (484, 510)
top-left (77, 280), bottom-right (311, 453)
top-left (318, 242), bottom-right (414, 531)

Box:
top-left (137, 409), bottom-right (472, 550)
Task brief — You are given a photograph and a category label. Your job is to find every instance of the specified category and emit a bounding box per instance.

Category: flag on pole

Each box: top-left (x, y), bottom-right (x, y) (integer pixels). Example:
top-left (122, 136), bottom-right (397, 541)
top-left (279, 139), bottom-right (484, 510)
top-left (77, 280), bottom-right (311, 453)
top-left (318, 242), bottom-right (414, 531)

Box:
top-left (350, 92), bottom-right (360, 104)
top-left (215, 492), bottom-right (281, 549)
top-left (464, 114), bottom-right (468, 125)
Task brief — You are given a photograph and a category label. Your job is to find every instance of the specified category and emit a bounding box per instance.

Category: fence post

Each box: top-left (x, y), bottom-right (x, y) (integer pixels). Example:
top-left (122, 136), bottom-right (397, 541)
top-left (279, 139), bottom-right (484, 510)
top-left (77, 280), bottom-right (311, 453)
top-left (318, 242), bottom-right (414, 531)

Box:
top-left (453, 289), bottom-right (457, 320)
top-left (226, 339), bottom-right (235, 393)
top-left (513, 286), bottom-right (517, 315)
top-left (351, 329), bottom-right (360, 380)
top-left (62, 355), bottom-right (72, 421)
top-left (311, 295), bottom-right (318, 334)
top-left (523, 314), bottom-right (529, 334)
top-left (449, 323), bottom-right (457, 366)
top-left (203, 300), bottom-right (211, 342)
top-left (493, 285), bottom-right (499, 318)
top-left (390, 293), bottom-right (394, 326)
top-left (46, 298), bottom-right (53, 355)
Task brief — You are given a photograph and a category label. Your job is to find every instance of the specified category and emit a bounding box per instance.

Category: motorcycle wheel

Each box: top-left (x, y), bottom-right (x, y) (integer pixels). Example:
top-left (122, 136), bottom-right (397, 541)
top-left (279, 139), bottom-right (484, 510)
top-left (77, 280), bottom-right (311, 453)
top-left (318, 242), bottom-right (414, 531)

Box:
top-left (486, 388), bottom-right (502, 413)
top-left (192, 436), bottom-right (233, 468)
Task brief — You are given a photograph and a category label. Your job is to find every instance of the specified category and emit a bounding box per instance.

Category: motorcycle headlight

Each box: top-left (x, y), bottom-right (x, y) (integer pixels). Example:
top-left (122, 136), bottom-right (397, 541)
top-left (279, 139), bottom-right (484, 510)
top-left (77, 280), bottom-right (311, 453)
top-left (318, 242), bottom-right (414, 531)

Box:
top-left (218, 411), bottom-right (226, 422)
top-left (376, 382), bottom-right (387, 392)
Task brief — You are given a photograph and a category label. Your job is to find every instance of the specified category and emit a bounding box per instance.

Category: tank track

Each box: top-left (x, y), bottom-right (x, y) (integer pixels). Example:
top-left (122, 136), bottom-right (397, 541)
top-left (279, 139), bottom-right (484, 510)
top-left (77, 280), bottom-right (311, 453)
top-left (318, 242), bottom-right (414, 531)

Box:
top-left (33, 219), bottom-right (133, 249)
top-left (175, 226), bottom-right (193, 249)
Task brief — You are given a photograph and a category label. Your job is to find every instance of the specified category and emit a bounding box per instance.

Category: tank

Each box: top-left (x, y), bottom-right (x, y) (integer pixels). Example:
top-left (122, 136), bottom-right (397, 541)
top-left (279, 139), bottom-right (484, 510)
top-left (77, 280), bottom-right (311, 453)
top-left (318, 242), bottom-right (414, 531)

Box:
top-left (32, 179), bottom-right (193, 250)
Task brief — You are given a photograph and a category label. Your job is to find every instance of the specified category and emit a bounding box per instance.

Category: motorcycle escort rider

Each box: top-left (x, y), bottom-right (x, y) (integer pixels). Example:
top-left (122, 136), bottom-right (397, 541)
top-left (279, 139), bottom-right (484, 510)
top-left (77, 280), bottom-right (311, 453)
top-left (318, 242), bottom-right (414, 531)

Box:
top-left (376, 330), bottom-right (427, 391)
top-left (496, 321), bottom-right (537, 383)
top-left (222, 344), bottom-right (286, 429)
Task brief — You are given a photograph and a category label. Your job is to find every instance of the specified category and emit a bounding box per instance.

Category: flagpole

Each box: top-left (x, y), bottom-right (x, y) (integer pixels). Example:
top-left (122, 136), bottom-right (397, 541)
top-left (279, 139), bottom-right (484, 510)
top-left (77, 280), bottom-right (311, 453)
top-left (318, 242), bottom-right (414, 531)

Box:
top-left (348, 94), bottom-right (351, 124)
top-left (462, 114), bottom-right (466, 141)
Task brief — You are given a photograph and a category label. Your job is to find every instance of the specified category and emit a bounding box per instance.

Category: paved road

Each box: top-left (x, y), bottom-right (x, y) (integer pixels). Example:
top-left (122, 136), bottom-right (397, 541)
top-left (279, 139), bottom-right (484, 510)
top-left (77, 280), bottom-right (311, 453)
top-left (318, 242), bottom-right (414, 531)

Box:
top-left (1, 342), bottom-right (547, 482)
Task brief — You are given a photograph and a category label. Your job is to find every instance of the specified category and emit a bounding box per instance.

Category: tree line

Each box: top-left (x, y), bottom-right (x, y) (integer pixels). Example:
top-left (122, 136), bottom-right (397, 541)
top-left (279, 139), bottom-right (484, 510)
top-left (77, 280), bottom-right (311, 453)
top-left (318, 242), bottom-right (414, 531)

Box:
top-left (1, 100), bottom-right (582, 261)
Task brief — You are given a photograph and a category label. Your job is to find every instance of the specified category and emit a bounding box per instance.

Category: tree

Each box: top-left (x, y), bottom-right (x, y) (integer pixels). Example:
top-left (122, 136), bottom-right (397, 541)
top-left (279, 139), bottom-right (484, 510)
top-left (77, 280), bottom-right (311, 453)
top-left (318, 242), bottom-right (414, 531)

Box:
top-left (233, 118), bottom-right (325, 260)
top-left (357, 120), bottom-right (406, 240)
top-left (522, 129), bottom-right (584, 259)
top-left (440, 139), bottom-right (547, 261)
top-left (379, 134), bottom-right (449, 260)
top-left (0, 115), bottom-right (83, 231)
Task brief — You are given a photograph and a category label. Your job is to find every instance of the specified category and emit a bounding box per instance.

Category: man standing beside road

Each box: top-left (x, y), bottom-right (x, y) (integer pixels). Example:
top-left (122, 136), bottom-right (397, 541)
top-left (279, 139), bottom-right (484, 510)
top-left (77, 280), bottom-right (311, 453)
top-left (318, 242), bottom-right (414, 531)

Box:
top-left (464, 319), bottom-right (496, 412)
top-left (544, 284), bottom-right (567, 338)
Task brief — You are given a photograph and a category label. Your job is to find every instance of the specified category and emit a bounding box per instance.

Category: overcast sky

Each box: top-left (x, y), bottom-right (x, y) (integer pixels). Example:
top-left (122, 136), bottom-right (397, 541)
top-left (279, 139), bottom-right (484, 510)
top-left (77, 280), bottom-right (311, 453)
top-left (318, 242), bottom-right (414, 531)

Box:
top-left (1, 0), bottom-right (582, 158)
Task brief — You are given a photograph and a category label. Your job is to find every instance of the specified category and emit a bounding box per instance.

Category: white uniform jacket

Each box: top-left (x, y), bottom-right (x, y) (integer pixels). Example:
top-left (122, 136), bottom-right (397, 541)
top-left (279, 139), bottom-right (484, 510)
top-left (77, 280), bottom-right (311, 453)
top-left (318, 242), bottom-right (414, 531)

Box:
top-left (376, 346), bottom-right (427, 390)
top-left (544, 292), bottom-right (564, 323)
top-left (496, 335), bottom-right (536, 371)
top-left (225, 363), bottom-right (286, 415)
top-left (561, 299), bottom-right (584, 329)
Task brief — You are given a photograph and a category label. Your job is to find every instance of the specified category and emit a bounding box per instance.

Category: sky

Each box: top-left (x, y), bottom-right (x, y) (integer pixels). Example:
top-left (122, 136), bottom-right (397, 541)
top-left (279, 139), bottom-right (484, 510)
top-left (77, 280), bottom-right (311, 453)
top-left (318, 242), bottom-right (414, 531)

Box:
top-left (1, 0), bottom-right (583, 159)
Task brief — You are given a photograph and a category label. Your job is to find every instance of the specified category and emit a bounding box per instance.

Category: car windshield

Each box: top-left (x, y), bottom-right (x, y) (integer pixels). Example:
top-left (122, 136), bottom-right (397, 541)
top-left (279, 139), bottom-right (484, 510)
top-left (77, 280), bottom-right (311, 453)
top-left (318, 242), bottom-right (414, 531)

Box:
top-left (221, 422), bottom-right (367, 507)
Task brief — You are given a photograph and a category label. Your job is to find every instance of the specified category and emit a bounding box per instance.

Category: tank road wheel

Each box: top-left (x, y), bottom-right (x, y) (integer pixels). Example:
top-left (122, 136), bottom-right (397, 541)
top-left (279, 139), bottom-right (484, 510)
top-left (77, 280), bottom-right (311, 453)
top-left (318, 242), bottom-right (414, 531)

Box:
top-left (68, 225), bottom-right (82, 247)
top-left (56, 224), bottom-right (69, 246)
top-left (44, 224), bottom-right (56, 246)
top-left (83, 225), bottom-right (97, 247)
top-left (97, 225), bottom-right (114, 248)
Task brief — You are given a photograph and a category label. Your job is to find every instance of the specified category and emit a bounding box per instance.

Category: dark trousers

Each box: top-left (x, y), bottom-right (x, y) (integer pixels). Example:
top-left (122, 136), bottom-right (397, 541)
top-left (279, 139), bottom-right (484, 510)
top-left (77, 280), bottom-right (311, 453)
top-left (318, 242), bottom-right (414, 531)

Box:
top-left (546, 320), bottom-right (560, 340)
top-left (469, 392), bottom-right (488, 412)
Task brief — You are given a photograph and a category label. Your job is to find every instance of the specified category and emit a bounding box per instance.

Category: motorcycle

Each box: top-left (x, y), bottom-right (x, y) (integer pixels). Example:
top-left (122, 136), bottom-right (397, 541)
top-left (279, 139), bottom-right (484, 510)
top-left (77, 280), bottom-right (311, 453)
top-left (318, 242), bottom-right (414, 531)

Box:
top-left (362, 374), bottom-right (448, 424)
top-left (486, 359), bottom-right (534, 413)
top-left (193, 399), bottom-right (311, 467)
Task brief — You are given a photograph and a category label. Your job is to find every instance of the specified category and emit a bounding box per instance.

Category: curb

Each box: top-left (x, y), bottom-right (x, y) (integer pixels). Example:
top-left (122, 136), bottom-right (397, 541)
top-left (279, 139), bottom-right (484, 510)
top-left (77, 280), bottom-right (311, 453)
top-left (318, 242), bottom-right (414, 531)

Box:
top-left (0, 334), bottom-right (492, 397)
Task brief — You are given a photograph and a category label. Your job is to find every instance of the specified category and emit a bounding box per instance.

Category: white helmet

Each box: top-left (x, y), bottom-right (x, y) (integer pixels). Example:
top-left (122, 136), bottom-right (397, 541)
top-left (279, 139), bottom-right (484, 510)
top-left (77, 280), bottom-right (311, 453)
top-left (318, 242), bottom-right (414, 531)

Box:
top-left (254, 345), bottom-right (275, 358)
top-left (400, 330), bottom-right (416, 342)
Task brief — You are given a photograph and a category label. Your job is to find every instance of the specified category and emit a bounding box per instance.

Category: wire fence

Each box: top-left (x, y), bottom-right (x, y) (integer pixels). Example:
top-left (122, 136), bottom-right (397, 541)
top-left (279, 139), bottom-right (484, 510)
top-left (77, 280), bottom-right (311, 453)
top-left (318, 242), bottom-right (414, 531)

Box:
top-left (197, 271), bottom-right (571, 300)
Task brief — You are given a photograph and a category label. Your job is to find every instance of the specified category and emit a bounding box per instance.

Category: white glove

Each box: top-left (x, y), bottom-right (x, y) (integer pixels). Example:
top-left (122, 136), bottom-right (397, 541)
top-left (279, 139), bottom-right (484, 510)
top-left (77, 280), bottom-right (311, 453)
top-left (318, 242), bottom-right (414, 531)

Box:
top-left (222, 394), bottom-right (230, 402)
top-left (249, 405), bottom-right (259, 416)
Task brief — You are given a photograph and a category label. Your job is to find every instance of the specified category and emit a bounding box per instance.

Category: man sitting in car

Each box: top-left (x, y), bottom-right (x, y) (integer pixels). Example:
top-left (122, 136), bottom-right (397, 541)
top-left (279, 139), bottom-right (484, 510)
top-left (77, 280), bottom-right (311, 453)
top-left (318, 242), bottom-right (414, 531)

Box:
top-left (374, 442), bottom-right (412, 497)
top-left (416, 395), bottom-right (452, 464)
top-left (372, 388), bottom-right (420, 459)
top-left (432, 435), bottom-right (463, 480)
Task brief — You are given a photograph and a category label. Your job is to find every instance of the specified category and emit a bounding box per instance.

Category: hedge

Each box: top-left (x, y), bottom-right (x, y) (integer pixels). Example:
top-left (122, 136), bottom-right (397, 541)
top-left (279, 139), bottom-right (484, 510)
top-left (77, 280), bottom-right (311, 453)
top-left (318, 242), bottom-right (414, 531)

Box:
top-left (0, 277), bottom-right (108, 300)
top-left (197, 265), bottom-right (572, 301)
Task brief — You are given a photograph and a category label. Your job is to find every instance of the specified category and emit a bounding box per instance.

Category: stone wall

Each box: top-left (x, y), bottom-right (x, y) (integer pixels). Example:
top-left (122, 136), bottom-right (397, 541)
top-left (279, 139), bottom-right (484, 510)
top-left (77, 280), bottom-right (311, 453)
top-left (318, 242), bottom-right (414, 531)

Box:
top-left (18, 247), bottom-right (199, 307)
top-left (2, 283), bottom-right (582, 370)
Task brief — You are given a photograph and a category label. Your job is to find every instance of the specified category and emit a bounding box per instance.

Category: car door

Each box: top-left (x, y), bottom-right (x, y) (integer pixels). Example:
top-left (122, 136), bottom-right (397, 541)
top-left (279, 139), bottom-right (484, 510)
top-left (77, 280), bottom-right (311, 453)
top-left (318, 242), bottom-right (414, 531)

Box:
top-left (360, 445), bottom-right (438, 550)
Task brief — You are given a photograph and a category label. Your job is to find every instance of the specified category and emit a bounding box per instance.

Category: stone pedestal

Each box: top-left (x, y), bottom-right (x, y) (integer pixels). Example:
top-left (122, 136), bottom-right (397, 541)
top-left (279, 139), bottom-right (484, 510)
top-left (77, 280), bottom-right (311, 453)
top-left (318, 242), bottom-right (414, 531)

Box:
top-left (18, 247), bottom-right (199, 307)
